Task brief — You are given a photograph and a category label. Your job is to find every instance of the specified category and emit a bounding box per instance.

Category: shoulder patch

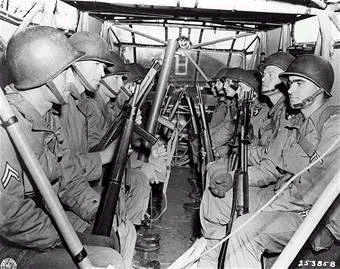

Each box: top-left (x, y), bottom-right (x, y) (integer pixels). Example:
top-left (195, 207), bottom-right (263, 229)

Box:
top-left (1, 162), bottom-right (20, 189)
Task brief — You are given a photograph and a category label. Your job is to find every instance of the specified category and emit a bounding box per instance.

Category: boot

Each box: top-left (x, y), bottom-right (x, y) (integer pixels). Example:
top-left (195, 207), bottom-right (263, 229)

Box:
top-left (136, 225), bottom-right (161, 242)
top-left (135, 235), bottom-right (160, 252)
top-left (133, 259), bottom-right (160, 269)
top-left (183, 199), bottom-right (201, 213)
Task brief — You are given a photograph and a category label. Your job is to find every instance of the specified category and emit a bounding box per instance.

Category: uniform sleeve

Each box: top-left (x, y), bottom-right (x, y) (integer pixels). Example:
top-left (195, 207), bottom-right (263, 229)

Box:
top-left (298, 115), bottom-right (340, 206)
top-left (211, 116), bottom-right (235, 149)
top-left (79, 98), bottom-right (105, 149)
top-left (209, 103), bottom-right (228, 130)
top-left (55, 121), bottom-right (101, 223)
top-left (0, 128), bottom-right (61, 251)
top-left (76, 152), bottom-right (102, 182)
top-left (271, 114), bottom-right (340, 211)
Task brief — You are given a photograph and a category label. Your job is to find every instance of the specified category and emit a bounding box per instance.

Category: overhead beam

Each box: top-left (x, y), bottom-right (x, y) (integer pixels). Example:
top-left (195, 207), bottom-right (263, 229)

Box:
top-left (112, 24), bottom-right (167, 45)
top-left (191, 32), bottom-right (254, 49)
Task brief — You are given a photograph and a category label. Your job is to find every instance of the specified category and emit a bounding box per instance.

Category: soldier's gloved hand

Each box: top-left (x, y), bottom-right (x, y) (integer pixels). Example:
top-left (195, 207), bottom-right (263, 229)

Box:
top-left (209, 172), bottom-right (233, 198)
top-left (151, 140), bottom-right (167, 159)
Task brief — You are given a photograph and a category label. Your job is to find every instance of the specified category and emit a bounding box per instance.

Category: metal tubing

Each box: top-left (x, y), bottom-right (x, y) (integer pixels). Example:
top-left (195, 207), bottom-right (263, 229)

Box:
top-left (0, 89), bottom-right (92, 268)
top-left (272, 169), bottom-right (340, 269)
top-left (182, 50), bottom-right (210, 82)
top-left (14, 0), bottom-right (47, 35)
top-left (191, 32), bottom-right (254, 49)
top-left (112, 24), bottom-right (167, 45)
top-left (145, 39), bottom-right (177, 139)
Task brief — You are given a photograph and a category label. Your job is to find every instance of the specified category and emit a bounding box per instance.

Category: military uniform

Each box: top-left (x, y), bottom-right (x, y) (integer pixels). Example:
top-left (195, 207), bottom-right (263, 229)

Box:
top-left (59, 92), bottom-right (103, 182)
top-left (78, 92), bottom-right (116, 149)
top-left (209, 98), bottom-right (237, 158)
top-left (199, 102), bottom-right (340, 268)
top-left (0, 90), bottom-right (125, 268)
top-left (205, 98), bottom-right (270, 187)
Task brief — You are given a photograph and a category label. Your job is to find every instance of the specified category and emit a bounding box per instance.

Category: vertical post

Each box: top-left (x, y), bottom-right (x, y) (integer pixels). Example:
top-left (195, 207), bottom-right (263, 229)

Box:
top-left (144, 39), bottom-right (178, 142)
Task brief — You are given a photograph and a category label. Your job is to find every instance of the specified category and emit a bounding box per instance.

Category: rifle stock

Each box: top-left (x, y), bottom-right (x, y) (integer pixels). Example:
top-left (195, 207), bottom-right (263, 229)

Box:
top-left (92, 88), bottom-right (139, 237)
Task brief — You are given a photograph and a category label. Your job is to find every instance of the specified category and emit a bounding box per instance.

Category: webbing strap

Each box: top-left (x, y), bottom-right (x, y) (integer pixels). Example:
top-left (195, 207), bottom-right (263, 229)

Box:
top-left (298, 105), bottom-right (340, 163)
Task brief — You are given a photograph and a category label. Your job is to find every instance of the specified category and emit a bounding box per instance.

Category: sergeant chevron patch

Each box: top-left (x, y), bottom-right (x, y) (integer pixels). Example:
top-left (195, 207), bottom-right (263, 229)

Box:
top-left (1, 162), bottom-right (20, 189)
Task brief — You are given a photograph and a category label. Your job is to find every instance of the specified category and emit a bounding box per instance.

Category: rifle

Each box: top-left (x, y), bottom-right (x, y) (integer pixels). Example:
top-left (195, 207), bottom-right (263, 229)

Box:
top-left (184, 88), bottom-right (203, 184)
top-left (90, 60), bottom-right (161, 152)
top-left (236, 91), bottom-right (251, 216)
top-left (218, 91), bottom-right (252, 269)
top-left (92, 85), bottom-right (140, 237)
top-left (196, 84), bottom-right (215, 164)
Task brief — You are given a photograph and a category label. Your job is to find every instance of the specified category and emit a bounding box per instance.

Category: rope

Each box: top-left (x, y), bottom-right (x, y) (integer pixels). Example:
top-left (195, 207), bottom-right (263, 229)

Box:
top-left (176, 133), bottom-right (340, 269)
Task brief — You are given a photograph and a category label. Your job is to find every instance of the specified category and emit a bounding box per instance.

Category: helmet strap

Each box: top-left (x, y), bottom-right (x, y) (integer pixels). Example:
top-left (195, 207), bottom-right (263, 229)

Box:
top-left (292, 90), bottom-right (323, 109)
top-left (262, 87), bottom-right (279, 94)
top-left (46, 81), bottom-right (67, 105)
top-left (120, 86), bottom-right (132, 98)
top-left (71, 65), bottom-right (97, 93)
top-left (99, 79), bottom-right (118, 97)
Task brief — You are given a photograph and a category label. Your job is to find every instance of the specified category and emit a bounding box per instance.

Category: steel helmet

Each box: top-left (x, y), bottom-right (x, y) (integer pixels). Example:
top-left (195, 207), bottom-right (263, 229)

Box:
top-left (211, 67), bottom-right (230, 81)
top-left (104, 52), bottom-right (128, 77)
top-left (6, 26), bottom-right (84, 90)
top-left (124, 63), bottom-right (144, 83)
top-left (133, 63), bottom-right (147, 78)
top-left (0, 51), bottom-right (13, 88)
top-left (228, 69), bottom-right (261, 93)
top-left (224, 67), bottom-right (244, 81)
top-left (69, 31), bottom-right (115, 66)
top-left (263, 51), bottom-right (295, 71)
top-left (279, 54), bottom-right (334, 96)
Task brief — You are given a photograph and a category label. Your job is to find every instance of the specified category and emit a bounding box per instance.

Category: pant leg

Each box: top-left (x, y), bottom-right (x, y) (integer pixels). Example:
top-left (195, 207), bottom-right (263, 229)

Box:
top-left (117, 219), bottom-right (137, 269)
top-left (125, 168), bottom-right (151, 225)
top-left (198, 185), bottom-right (275, 268)
top-left (22, 245), bottom-right (125, 269)
top-left (224, 211), bottom-right (304, 269)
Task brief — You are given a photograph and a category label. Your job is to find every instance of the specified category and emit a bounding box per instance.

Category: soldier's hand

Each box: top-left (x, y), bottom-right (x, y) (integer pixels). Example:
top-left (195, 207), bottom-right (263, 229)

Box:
top-left (151, 141), bottom-right (167, 159)
top-left (100, 140), bottom-right (117, 165)
top-left (209, 172), bottom-right (233, 198)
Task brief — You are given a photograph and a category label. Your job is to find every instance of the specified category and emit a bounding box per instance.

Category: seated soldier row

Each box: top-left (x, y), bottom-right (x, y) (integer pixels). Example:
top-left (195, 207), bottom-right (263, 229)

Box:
top-left (197, 53), bottom-right (340, 268)
top-left (0, 26), bottom-right (166, 269)
top-left (184, 53), bottom-right (294, 212)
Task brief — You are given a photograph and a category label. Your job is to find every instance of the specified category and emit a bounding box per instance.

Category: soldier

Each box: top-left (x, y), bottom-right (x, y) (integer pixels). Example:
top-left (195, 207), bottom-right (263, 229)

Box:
top-left (208, 67), bottom-right (231, 130)
top-left (210, 68), bottom-right (265, 159)
top-left (98, 51), bottom-right (130, 123)
top-left (0, 26), bottom-right (125, 269)
top-left (70, 32), bottom-right (164, 269)
top-left (59, 32), bottom-right (117, 185)
top-left (199, 55), bottom-right (340, 268)
top-left (205, 52), bottom-right (296, 209)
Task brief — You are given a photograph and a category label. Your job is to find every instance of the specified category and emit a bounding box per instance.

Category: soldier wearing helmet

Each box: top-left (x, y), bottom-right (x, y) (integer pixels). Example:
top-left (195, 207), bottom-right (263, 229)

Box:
top-left (59, 33), bottom-right (122, 185)
top-left (209, 68), bottom-right (267, 159)
top-left (99, 51), bottom-right (129, 102)
top-left (69, 34), bottom-right (163, 267)
top-left (1, 26), bottom-right (125, 269)
top-left (198, 54), bottom-right (340, 269)
top-left (208, 67), bottom-right (234, 133)
top-left (197, 54), bottom-right (297, 268)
